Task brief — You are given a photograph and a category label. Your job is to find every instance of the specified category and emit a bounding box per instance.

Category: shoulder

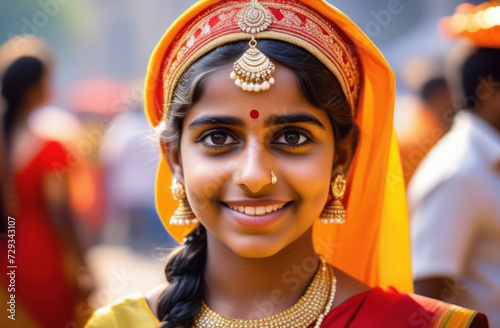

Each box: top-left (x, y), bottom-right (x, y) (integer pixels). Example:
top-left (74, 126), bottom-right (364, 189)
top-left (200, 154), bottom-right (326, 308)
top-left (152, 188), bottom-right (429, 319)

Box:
top-left (85, 292), bottom-right (159, 328)
top-left (366, 288), bottom-right (488, 327)
top-left (408, 116), bottom-right (488, 207)
top-left (144, 284), bottom-right (168, 321)
top-left (406, 292), bottom-right (489, 328)
top-left (34, 138), bottom-right (68, 163)
top-left (408, 156), bottom-right (484, 215)
top-left (329, 267), bottom-right (371, 307)
top-left (42, 139), bottom-right (68, 157)
top-left (324, 286), bottom-right (489, 327)
top-left (36, 139), bottom-right (72, 174)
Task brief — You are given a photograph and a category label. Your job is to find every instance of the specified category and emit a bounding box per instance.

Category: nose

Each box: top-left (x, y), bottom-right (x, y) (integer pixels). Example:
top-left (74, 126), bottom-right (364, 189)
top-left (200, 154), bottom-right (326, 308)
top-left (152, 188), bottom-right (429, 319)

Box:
top-left (233, 139), bottom-right (273, 193)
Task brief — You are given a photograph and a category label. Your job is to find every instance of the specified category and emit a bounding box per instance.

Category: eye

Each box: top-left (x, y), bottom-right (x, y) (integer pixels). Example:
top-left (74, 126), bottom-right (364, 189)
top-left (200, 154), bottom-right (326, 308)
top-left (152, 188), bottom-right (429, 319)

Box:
top-left (200, 129), bottom-right (238, 147)
top-left (273, 129), bottom-right (311, 147)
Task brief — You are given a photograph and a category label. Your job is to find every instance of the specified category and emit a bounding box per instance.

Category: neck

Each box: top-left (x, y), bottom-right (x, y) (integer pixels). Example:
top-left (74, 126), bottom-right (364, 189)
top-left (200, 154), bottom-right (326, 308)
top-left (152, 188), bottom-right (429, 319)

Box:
top-left (203, 228), bottom-right (319, 320)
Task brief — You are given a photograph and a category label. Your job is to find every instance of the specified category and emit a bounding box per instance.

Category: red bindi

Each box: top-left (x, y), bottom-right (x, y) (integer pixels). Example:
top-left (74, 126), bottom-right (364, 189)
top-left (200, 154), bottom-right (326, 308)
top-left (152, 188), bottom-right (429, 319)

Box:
top-left (250, 109), bottom-right (260, 119)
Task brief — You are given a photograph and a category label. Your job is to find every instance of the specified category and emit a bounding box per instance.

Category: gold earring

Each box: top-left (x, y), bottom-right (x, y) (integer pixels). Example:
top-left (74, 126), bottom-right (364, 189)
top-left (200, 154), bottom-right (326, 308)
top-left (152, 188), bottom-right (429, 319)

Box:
top-left (271, 170), bottom-right (277, 185)
top-left (320, 174), bottom-right (346, 224)
top-left (170, 179), bottom-right (198, 225)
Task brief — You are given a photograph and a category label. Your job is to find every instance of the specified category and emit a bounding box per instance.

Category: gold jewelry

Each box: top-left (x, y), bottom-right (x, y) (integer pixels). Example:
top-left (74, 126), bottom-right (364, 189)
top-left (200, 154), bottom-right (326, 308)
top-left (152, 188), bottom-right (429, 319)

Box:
top-left (320, 174), bottom-right (347, 224)
top-left (193, 258), bottom-right (336, 328)
top-left (230, 0), bottom-right (276, 92)
top-left (270, 170), bottom-right (277, 185)
top-left (314, 265), bottom-right (337, 328)
top-left (170, 179), bottom-right (198, 225)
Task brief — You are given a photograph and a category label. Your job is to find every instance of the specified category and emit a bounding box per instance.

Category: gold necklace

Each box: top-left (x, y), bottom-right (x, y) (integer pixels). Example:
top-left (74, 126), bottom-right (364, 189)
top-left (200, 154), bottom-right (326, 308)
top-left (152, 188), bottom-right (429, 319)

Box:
top-left (193, 257), bottom-right (337, 328)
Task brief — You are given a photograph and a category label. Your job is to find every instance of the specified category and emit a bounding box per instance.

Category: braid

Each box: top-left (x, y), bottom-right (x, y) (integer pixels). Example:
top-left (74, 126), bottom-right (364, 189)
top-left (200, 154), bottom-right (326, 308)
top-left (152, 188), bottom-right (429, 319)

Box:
top-left (157, 224), bottom-right (207, 327)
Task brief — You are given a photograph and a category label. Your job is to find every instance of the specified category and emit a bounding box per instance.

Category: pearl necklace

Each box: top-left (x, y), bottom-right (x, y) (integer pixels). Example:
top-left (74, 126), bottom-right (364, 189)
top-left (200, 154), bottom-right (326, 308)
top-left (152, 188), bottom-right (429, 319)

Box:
top-left (314, 265), bottom-right (337, 328)
top-left (193, 258), bottom-right (337, 328)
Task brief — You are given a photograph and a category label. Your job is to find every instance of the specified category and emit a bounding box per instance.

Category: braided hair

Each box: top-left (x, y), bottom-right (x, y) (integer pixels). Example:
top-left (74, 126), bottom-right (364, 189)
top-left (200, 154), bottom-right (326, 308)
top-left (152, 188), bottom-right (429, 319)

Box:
top-left (157, 225), bottom-right (207, 327)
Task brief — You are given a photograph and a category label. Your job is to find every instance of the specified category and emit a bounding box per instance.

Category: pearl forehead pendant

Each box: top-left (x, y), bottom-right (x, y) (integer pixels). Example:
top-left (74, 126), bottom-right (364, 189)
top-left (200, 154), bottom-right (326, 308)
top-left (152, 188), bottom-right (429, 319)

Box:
top-left (230, 0), bottom-right (276, 93)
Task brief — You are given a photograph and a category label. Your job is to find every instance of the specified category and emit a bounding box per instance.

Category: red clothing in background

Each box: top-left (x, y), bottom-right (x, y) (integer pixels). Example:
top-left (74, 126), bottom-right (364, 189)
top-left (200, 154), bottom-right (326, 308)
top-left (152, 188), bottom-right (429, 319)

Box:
top-left (1, 140), bottom-right (78, 327)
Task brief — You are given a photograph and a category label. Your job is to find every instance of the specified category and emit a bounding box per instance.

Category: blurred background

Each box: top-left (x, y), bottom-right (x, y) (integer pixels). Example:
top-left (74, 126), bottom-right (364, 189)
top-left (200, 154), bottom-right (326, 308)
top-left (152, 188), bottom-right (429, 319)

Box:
top-left (0, 0), bottom-right (467, 101)
top-left (0, 0), bottom-right (492, 326)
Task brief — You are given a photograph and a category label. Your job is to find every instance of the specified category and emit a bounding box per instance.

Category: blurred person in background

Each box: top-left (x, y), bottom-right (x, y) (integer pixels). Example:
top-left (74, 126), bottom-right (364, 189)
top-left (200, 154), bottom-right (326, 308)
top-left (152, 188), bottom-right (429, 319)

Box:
top-left (0, 37), bottom-right (94, 327)
top-left (396, 58), bottom-right (454, 187)
top-left (409, 2), bottom-right (500, 325)
top-left (99, 98), bottom-right (175, 254)
top-left (67, 79), bottom-right (130, 245)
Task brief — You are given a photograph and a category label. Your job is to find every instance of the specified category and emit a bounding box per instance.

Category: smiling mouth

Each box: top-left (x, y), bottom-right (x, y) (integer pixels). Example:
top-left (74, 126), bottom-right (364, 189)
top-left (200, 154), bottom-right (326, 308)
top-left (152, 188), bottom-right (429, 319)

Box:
top-left (221, 202), bottom-right (293, 216)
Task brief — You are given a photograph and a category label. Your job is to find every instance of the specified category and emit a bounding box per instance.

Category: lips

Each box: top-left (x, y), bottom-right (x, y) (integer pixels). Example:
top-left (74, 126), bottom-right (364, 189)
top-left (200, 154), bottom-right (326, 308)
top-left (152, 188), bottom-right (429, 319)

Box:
top-left (221, 200), bottom-right (292, 227)
top-left (226, 203), bottom-right (286, 216)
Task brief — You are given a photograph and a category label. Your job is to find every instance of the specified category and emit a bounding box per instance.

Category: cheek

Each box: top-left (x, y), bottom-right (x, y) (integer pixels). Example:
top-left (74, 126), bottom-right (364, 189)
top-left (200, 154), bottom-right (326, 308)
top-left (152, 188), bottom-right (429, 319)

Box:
top-left (280, 146), bottom-right (334, 209)
top-left (180, 143), bottom-right (231, 214)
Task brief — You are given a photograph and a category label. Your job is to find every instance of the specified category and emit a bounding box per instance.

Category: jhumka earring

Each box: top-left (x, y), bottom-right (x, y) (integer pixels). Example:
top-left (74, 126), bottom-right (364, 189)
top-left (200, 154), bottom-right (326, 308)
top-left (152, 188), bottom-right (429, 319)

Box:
top-left (230, 0), bottom-right (275, 92)
top-left (320, 174), bottom-right (347, 224)
top-left (170, 179), bottom-right (198, 225)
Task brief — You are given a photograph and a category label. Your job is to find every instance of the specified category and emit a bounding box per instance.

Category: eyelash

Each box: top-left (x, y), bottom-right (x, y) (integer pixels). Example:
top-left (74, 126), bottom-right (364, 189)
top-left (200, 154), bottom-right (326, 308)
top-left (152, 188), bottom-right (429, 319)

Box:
top-left (271, 128), bottom-right (313, 149)
top-left (197, 128), bottom-right (313, 150)
top-left (198, 129), bottom-right (238, 150)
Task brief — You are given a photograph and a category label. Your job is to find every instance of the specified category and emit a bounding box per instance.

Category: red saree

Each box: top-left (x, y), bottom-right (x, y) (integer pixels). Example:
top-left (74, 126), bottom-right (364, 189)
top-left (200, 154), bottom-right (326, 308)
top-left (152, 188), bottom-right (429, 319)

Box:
top-left (321, 288), bottom-right (488, 328)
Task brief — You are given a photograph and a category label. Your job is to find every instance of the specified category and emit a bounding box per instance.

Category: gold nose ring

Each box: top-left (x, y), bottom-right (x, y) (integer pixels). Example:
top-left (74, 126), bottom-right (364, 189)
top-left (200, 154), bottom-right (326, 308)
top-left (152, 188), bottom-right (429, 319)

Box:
top-left (271, 171), bottom-right (277, 185)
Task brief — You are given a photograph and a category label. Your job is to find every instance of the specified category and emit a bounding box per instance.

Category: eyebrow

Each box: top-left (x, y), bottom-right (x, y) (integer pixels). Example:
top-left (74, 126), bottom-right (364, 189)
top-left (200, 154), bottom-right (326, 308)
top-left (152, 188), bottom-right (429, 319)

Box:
top-left (188, 116), bottom-right (244, 129)
top-left (264, 113), bottom-right (325, 130)
top-left (187, 113), bottom-right (325, 130)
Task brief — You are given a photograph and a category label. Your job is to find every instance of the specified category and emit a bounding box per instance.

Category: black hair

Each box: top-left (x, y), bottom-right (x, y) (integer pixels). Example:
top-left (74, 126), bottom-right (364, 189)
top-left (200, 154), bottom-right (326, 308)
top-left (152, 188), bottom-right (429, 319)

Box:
top-left (1, 56), bottom-right (45, 148)
top-left (156, 224), bottom-right (207, 328)
top-left (454, 47), bottom-right (500, 110)
top-left (156, 40), bottom-right (358, 327)
top-left (419, 77), bottom-right (449, 105)
top-left (0, 56), bottom-right (45, 232)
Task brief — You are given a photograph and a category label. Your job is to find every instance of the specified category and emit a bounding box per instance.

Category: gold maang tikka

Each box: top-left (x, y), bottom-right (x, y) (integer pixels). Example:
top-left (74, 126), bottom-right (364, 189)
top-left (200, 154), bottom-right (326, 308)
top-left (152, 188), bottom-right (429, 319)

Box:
top-left (230, 0), bottom-right (275, 92)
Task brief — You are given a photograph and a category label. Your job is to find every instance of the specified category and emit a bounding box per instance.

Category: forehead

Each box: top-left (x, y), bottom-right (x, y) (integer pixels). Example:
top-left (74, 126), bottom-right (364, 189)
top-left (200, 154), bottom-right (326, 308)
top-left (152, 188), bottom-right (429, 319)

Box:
top-left (184, 63), bottom-right (331, 125)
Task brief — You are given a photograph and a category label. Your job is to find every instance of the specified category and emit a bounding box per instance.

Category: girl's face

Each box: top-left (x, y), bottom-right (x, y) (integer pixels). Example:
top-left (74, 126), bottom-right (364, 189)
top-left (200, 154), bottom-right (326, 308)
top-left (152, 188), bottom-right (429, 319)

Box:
top-left (172, 64), bottom-right (337, 258)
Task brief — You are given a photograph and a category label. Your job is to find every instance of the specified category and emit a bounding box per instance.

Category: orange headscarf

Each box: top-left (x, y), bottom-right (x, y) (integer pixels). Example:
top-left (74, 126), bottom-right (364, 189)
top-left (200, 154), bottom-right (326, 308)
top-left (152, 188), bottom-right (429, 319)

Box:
top-left (145, 0), bottom-right (412, 292)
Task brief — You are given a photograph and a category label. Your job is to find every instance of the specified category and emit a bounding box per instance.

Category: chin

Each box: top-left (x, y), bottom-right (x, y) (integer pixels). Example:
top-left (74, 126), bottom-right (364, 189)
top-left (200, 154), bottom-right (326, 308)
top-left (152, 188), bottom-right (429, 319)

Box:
top-left (232, 247), bottom-right (281, 259)
top-left (225, 236), bottom-right (288, 258)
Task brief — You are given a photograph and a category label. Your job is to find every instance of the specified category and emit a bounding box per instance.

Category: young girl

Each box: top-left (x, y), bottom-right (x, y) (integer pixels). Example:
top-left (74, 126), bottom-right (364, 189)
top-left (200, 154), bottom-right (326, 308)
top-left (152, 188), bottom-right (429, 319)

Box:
top-left (86, 1), bottom-right (488, 327)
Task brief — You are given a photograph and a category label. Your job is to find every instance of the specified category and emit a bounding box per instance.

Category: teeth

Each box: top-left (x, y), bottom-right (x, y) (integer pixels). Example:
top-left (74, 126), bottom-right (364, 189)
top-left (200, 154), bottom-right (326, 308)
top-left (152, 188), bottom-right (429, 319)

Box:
top-left (255, 206), bottom-right (266, 215)
top-left (228, 203), bottom-right (287, 216)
